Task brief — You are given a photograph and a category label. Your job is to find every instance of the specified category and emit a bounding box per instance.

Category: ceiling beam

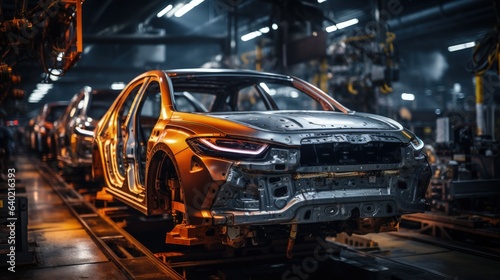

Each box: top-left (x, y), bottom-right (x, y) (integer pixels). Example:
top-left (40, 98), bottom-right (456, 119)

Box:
top-left (83, 34), bottom-right (226, 46)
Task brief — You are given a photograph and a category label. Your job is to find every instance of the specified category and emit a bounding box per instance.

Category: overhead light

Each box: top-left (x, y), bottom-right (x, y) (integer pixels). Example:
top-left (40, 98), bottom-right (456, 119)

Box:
top-left (56, 52), bottom-right (64, 62)
top-left (48, 68), bottom-right (62, 81)
top-left (240, 24), bottom-right (277, 41)
top-left (28, 94), bottom-right (45, 103)
top-left (36, 83), bottom-right (53, 90)
top-left (401, 93), bottom-right (415, 101)
top-left (167, 3), bottom-right (184, 17)
top-left (28, 82), bottom-right (53, 103)
top-left (241, 31), bottom-right (262, 42)
top-left (157, 4), bottom-right (173, 18)
top-left (448, 41), bottom-right (475, 52)
top-left (175, 0), bottom-right (204, 17)
top-left (30, 91), bottom-right (48, 97)
top-left (259, 27), bottom-right (270, 33)
top-left (317, 0), bottom-right (327, 3)
top-left (326, 18), bottom-right (359, 33)
top-left (111, 82), bottom-right (125, 90)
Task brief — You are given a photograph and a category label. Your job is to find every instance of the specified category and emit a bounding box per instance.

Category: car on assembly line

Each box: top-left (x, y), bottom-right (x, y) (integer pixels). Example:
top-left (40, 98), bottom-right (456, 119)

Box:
top-left (50, 86), bottom-right (120, 179)
top-left (92, 69), bottom-right (431, 252)
top-left (26, 101), bottom-right (69, 160)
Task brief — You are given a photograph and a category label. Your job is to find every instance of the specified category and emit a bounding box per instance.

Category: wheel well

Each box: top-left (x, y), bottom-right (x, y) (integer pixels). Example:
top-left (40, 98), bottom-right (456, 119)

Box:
top-left (149, 150), bottom-right (179, 193)
top-left (146, 149), bottom-right (180, 215)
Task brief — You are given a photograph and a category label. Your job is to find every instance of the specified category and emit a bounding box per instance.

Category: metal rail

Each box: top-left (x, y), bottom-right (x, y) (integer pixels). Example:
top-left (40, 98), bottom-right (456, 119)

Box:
top-left (37, 163), bottom-right (184, 280)
top-left (37, 159), bottom-right (500, 279)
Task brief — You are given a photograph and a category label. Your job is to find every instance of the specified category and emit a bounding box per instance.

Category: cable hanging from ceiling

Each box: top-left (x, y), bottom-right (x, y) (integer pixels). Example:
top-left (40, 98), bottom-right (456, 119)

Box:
top-left (468, 0), bottom-right (500, 76)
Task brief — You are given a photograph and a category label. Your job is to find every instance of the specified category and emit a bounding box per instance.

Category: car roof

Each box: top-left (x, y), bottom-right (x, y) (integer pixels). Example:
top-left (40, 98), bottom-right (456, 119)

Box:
top-left (163, 68), bottom-right (293, 80)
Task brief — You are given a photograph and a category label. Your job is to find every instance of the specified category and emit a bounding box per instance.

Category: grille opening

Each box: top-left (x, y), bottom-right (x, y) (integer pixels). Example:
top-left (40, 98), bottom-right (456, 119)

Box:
top-left (273, 186), bottom-right (288, 197)
top-left (300, 141), bottom-right (402, 166)
top-left (269, 177), bottom-right (281, 184)
top-left (275, 164), bottom-right (286, 170)
top-left (386, 204), bottom-right (393, 213)
top-left (397, 181), bottom-right (408, 189)
top-left (303, 210), bottom-right (311, 220)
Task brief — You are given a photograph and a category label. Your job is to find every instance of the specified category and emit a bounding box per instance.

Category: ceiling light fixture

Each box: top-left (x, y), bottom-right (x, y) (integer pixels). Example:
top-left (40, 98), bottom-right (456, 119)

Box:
top-left (241, 25), bottom-right (277, 42)
top-left (401, 93), bottom-right (415, 101)
top-left (448, 41), bottom-right (475, 52)
top-left (241, 31), bottom-right (263, 42)
top-left (175, 0), bottom-right (204, 17)
top-left (167, 3), bottom-right (184, 17)
top-left (326, 18), bottom-right (359, 33)
top-left (259, 27), bottom-right (270, 33)
top-left (56, 52), bottom-right (64, 62)
top-left (28, 83), bottom-right (53, 103)
top-left (157, 4), bottom-right (173, 18)
top-left (111, 82), bottom-right (126, 90)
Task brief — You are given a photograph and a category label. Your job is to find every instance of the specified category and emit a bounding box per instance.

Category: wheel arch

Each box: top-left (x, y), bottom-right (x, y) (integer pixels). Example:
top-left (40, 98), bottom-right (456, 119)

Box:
top-left (145, 142), bottom-right (182, 216)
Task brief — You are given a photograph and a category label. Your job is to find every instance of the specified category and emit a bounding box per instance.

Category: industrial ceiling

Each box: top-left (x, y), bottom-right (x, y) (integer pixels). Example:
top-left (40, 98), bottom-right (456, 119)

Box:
top-left (1, 0), bottom-right (498, 119)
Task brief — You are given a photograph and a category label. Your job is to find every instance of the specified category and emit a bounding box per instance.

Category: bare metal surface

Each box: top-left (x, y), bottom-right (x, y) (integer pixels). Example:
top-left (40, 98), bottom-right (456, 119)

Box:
top-left (93, 69), bottom-right (431, 248)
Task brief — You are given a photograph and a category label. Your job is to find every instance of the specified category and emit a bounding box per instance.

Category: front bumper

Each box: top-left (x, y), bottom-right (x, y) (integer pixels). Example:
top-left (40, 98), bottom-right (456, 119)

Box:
top-left (210, 147), bottom-right (431, 226)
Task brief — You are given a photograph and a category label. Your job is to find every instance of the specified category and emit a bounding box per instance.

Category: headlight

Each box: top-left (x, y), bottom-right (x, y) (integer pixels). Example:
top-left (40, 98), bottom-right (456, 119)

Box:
top-left (187, 137), bottom-right (269, 158)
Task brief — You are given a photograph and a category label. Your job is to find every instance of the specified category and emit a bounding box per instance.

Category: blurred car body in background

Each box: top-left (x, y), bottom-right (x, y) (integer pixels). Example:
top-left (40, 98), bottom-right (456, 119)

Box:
top-left (25, 101), bottom-right (69, 160)
top-left (51, 86), bottom-right (119, 180)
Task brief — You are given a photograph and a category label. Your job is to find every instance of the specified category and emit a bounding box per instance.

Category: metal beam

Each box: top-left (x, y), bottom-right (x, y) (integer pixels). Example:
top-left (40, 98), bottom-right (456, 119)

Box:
top-left (83, 34), bottom-right (226, 46)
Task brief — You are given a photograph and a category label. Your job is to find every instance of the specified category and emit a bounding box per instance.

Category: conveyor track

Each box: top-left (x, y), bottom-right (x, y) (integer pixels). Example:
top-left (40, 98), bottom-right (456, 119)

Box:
top-left (37, 164), bottom-right (184, 280)
top-left (37, 159), bottom-right (500, 280)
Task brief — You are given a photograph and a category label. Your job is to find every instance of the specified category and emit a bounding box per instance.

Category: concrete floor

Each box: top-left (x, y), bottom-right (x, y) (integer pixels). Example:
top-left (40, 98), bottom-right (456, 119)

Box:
top-left (2, 151), bottom-right (500, 279)
top-left (365, 232), bottom-right (500, 280)
top-left (0, 154), bottom-right (129, 280)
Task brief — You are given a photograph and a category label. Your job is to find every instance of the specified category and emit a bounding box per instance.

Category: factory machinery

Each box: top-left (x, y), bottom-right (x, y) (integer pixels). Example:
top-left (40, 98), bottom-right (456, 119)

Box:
top-left (402, 116), bottom-right (500, 248)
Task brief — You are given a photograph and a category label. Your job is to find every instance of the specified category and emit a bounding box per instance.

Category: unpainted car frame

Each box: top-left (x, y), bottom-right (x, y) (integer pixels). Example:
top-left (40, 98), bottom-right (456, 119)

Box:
top-left (92, 69), bottom-right (431, 253)
top-left (51, 86), bottom-right (119, 179)
top-left (26, 101), bottom-right (69, 160)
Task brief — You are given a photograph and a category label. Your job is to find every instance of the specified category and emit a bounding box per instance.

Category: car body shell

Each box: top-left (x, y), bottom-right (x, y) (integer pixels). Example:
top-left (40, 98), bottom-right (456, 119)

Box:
top-left (93, 69), bottom-right (432, 248)
top-left (26, 101), bottom-right (69, 157)
top-left (51, 87), bottom-right (119, 172)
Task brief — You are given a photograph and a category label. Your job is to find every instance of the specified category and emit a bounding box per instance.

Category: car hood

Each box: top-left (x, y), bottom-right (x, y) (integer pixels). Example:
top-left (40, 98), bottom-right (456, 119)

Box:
top-left (174, 111), bottom-right (412, 145)
top-left (207, 111), bottom-right (401, 131)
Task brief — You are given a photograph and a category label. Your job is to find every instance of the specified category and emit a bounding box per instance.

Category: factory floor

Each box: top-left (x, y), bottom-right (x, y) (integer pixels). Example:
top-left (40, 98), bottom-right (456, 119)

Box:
top-left (0, 152), bottom-right (129, 280)
top-left (2, 151), bottom-right (500, 280)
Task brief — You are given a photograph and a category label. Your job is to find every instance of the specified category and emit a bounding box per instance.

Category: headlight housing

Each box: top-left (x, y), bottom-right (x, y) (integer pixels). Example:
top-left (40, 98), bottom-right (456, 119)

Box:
top-left (187, 137), bottom-right (269, 159)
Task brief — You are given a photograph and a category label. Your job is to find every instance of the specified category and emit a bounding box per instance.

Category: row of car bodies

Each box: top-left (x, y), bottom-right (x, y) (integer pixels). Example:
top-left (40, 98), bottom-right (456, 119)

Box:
top-left (26, 100), bottom-right (69, 159)
top-left (91, 69), bottom-right (432, 248)
top-left (26, 87), bottom-right (120, 179)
